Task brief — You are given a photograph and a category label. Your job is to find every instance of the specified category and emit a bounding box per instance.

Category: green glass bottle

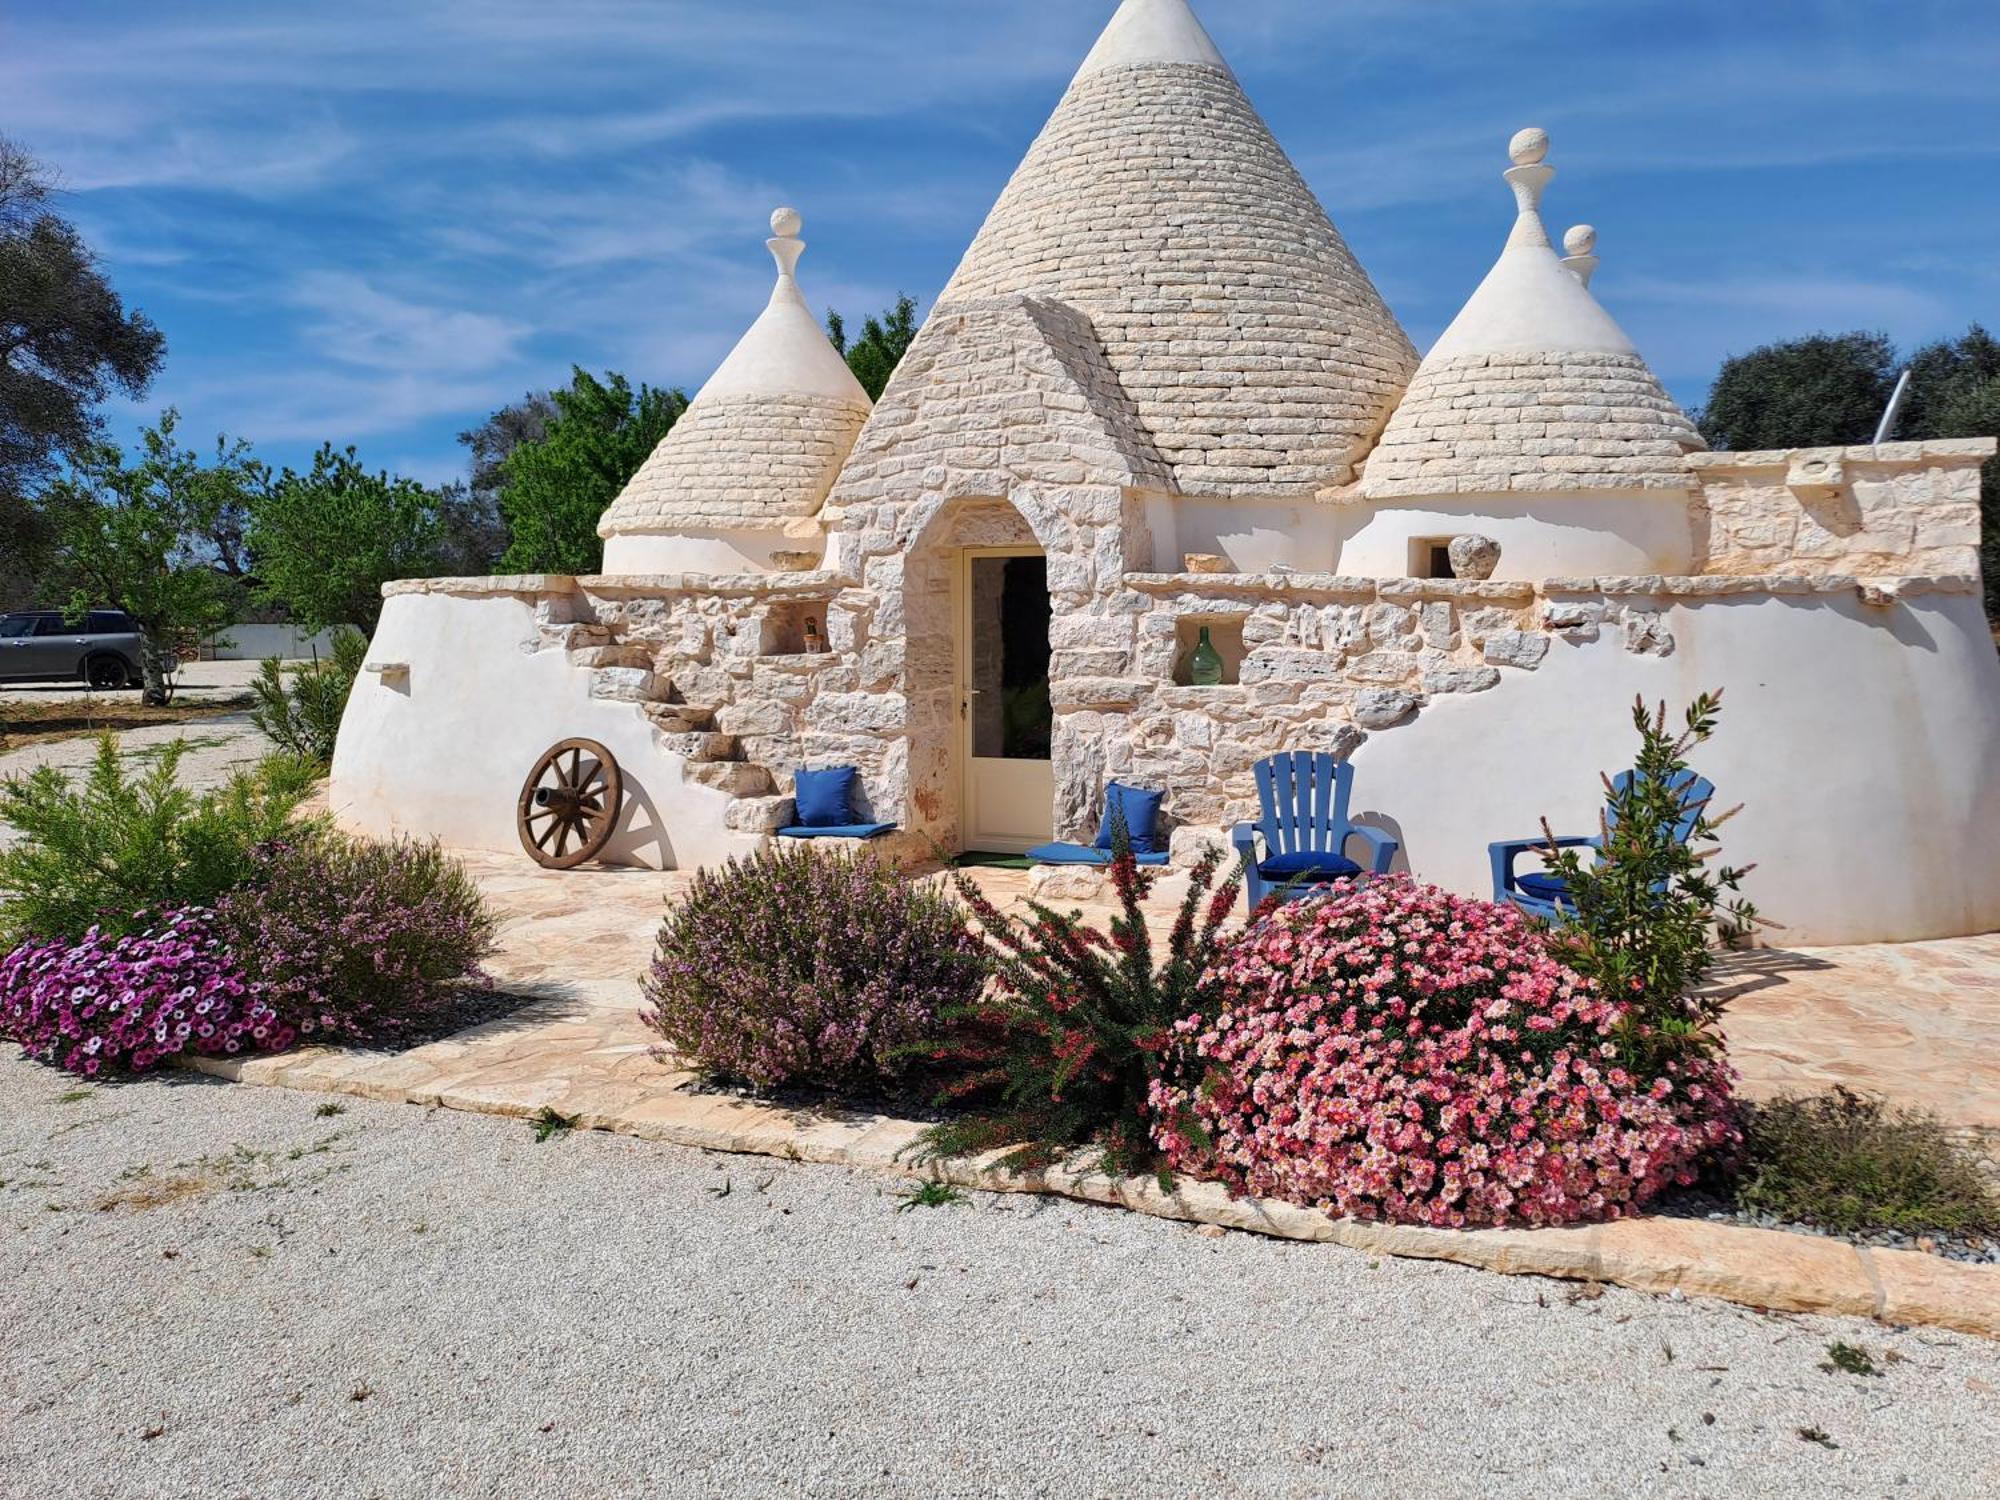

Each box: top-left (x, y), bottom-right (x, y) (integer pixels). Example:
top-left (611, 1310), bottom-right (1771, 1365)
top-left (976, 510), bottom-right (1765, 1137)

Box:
top-left (1188, 625), bottom-right (1225, 686)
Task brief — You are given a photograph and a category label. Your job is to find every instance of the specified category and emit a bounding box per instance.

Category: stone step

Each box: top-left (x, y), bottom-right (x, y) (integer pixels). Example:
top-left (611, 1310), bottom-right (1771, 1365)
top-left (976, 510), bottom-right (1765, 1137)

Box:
top-left (685, 761), bottom-right (775, 797)
top-left (643, 703), bottom-right (717, 733)
top-left (724, 795), bottom-right (797, 834)
top-left (589, 667), bottom-right (665, 703)
top-left (541, 623), bottom-right (610, 652)
top-left (570, 643), bottom-right (654, 671)
top-left (655, 732), bottom-right (739, 763)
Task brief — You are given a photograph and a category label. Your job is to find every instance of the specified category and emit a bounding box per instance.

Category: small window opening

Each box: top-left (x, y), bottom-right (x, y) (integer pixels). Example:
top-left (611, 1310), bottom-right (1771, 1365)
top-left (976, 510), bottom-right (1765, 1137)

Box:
top-left (1411, 538), bottom-right (1457, 580)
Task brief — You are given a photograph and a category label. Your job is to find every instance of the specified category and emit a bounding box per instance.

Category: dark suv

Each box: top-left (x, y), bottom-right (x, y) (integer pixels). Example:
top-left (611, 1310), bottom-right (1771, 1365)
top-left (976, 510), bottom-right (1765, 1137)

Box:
top-left (0, 609), bottom-right (144, 690)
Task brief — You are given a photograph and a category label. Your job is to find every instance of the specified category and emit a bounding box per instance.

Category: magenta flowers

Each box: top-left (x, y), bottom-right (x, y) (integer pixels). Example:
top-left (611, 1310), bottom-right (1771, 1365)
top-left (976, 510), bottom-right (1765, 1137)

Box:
top-left (1149, 877), bottom-right (1738, 1229)
top-left (0, 909), bottom-right (291, 1075)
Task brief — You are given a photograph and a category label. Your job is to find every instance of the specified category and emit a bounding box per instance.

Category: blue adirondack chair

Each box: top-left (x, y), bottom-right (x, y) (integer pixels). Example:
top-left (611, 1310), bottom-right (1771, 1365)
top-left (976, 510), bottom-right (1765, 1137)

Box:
top-left (1489, 768), bottom-right (1714, 921)
top-left (1233, 752), bottom-right (1399, 909)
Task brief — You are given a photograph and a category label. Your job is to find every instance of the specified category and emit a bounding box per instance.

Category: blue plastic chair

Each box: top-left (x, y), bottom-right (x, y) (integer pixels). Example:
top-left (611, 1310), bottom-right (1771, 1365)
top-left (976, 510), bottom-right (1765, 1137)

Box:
top-left (1233, 753), bottom-right (1398, 909)
top-left (1489, 768), bottom-right (1714, 921)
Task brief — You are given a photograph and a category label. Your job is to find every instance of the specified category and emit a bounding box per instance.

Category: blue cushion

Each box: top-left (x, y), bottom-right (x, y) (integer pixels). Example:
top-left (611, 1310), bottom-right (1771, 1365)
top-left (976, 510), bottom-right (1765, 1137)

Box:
top-left (1028, 842), bottom-right (1171, 868)
top-left (1093, 782), bottom-right (1164, 854)
top-left (776, 823), bottom-right (897, 841)
top-left (1515, 870), bottom-right (1571, 905)
top-left (792, 766), bottom-right (859, 829)
top-left (1259, 851), bottom-right (1361, 882)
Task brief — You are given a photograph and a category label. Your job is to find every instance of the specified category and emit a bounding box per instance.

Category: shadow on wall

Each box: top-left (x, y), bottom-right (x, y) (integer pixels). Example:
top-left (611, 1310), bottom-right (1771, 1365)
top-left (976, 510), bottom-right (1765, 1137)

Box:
top-left (604, 773), bottom-right (674, 870)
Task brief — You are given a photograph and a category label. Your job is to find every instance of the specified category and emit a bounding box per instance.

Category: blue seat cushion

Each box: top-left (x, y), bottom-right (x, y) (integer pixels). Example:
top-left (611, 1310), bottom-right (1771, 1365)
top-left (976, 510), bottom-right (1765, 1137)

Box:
top-left (1258, 850), bottom-right (1362, 882)
top-left (1515, 870), bottom-right (1572, 905)
top-left (1028, 842), bottom-right (1170, 868)
top-left (776, 822), bottom-right (897, 841)
top-left (792, 766), bottom-right (859, 829)
top-left (1093, 782), bottom-right (1164, 854)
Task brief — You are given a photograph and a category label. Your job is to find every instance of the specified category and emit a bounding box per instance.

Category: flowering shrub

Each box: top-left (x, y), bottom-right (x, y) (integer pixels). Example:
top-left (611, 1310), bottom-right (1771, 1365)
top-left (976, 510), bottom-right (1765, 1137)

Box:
top-left (917, 833), bottom-right (1242, 1176)
top-left (214, 833), bottom-right (496, 1043)
top-left (0, 908), bottom-right (290, 1076)
top-left (640, 843), bottom-right (986, 1090)
top-left (1150, 877), bottom-right (1737, 1228)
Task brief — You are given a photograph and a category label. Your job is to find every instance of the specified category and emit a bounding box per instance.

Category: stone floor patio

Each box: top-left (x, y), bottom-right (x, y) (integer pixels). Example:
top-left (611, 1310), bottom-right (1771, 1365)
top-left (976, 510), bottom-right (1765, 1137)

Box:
top-left (181, 847), bottom-right (2000, 1337)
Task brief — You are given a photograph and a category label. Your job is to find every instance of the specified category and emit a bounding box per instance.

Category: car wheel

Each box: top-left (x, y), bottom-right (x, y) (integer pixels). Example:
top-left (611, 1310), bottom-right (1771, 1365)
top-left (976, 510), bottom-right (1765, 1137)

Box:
top-left (85, 655), bottom-right (131, 691)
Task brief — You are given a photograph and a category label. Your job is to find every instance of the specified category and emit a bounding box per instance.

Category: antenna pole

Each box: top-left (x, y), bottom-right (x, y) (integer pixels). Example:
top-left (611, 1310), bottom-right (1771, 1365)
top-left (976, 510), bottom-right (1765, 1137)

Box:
top-left (1873, 367), bottom-right (1913, 445)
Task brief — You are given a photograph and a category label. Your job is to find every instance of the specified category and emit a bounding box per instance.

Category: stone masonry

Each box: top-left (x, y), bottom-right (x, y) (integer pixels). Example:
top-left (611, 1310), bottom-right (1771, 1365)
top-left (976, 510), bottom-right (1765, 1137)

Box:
top-left (605, 393), bottom-right (870, 532)
top-left (934, 60), bottom-right (1417, 496)
top-left (1359, 350), bottom-right (1705, 499)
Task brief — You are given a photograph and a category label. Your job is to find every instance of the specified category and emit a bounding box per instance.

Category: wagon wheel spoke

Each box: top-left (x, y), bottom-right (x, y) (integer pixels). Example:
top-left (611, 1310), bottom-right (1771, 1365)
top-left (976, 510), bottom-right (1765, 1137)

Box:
top-left (518, 739), bottom-right (624, 869)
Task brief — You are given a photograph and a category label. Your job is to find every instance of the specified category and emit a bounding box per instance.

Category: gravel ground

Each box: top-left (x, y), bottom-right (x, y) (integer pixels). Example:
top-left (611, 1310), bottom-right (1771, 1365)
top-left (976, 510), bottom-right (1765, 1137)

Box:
top-left (3, 1054), bottom-right (1998, 1499)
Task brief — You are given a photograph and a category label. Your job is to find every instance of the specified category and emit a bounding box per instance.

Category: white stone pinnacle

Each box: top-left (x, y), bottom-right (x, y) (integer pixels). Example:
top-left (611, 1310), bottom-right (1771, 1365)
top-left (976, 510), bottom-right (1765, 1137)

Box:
top-left (697, 208), bottom-right (870, 406)
top-left (1562, 224), bottom-right (1600, 288)
top-left (1075, 0), bottom-right (1230, 80)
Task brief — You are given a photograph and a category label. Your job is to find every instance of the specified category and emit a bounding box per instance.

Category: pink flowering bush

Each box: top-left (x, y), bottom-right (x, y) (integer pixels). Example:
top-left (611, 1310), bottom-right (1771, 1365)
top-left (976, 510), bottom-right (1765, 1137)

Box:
top-left (640, 842), bottom-right (987, 1090)
top-left (0, 908), bottom-right (291, 1076)
top-left (1150, 877), bottom-right (1738, 1228)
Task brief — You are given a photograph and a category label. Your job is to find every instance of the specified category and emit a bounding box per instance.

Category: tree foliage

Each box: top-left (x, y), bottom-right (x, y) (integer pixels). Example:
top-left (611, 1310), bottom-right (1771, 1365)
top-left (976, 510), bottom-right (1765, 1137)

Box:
top-left (494, 368), bottom-right (685, 575)
top-left (38, 412), bottom-right (255, 704)
top-left (827, 295), bottom-right (920, 401)
top-left (248, 628), bottom-right (368, 769)
top-left (0, 137), bottom-right (165, 609)
top-left (247, 444), bottom-right (450, 635)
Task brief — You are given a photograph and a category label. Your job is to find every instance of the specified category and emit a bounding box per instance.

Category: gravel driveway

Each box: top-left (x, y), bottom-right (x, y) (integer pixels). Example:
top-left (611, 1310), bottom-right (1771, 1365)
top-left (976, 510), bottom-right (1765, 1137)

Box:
top-left (3, 1054), bottom-right (1996, 1499)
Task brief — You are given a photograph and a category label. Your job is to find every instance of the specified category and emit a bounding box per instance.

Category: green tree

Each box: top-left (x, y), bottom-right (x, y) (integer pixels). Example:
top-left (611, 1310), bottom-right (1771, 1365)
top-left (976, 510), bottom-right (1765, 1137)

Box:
top-left (1899, 326), bottom-right (2000, 619)
top-left (248, 444), bottom-right (448, 635)
top-left (495, 368), bottom-right (685, 575)
top-left (827, 295), bottom-right (920, 401)
top-left (1696, 331), bottom-right (1896, 452)
top-left (1, 137), bottom-right (165, 608)
top-left (38, 411), bottom-right (254, 705)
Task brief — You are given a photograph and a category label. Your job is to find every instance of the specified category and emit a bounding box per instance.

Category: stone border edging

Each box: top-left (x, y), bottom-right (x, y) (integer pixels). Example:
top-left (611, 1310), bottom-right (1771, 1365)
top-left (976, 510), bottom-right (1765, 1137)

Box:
top-left (177, 1047), bottom-right (2000, 1343)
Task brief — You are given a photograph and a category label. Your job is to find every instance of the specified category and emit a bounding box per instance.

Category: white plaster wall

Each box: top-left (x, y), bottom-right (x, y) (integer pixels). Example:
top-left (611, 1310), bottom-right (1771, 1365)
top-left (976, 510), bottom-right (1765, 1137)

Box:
top-left (1144, 495), bottom-right (1347, 573)
top-left (1347, 592), bottom-right (2000, 945)
top-left (328, 592), bottom-right (761, 871)
top-left (601, 528), bottom-right (820, 577)
top-left (1335, 492), bottom-right (1694, 579)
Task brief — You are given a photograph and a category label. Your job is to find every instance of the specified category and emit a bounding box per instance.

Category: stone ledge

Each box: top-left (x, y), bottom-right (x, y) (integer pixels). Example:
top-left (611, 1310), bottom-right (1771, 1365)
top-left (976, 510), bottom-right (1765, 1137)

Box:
top-left (382, 574), bottom-right (578, 599)
top-left (577, 571), bottom-right (846, 597)
top-left (1687, 437), bottom-right (1997, 470)
top-left (178, 1048), bottom-right (2000, 1342)
top-left (1126, 572), bottom-right (1383, 598)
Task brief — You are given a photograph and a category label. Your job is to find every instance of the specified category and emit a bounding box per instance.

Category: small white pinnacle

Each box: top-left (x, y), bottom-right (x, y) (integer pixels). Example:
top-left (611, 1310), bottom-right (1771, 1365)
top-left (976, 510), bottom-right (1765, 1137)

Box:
top-left (766, 208), bottom-right (805, 284)
top-left (1508, 127), bottom-right (1550, 166)
top-left (770, 206), bottom-right (803, 238)
top-left (1561, 225), bottom-right (1601, 288)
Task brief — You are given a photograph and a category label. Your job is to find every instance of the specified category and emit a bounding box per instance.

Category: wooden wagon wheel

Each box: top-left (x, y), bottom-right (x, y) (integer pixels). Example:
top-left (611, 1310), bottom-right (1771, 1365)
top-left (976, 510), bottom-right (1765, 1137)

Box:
top-left (516, 738), bottom-right (623, 869)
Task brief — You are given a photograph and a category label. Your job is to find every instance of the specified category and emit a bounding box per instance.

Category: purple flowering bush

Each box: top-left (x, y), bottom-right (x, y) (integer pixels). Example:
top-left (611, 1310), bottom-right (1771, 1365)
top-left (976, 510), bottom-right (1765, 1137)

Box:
top-left (640, 843), bottom-right (987, 1090)
top-left (214, 834), bottom-right (496, 1044)
top-left (0, 908), bottom-right (291, 1075)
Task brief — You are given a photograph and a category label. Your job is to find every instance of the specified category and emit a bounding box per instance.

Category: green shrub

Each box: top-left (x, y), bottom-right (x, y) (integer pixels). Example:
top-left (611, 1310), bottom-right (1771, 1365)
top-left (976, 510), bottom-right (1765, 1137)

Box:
top-left (248, 629), bottom-right (367, 768)
top-left (640, 842), bottom-right (986, 1091)
top-left (214, 831), bottom-right (496, 1043)
top-left (0, 734), bottom-right (318, 944)
top-left (916, 833), bottom-right (1242, 1177)
top-left (1735, 1088), bottom-right (1999, 1237)
top-left (1542, 692), bottom-right (1760, 1069)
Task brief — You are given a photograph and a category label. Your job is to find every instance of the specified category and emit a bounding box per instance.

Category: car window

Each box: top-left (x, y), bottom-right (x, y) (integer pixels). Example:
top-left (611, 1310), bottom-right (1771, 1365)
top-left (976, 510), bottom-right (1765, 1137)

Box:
top-left (0, 616), bottom-right (33, 638)
top-left (86, 612), bottom-right (132, 635)
top-left (32, 616), bottom-right (72, 637)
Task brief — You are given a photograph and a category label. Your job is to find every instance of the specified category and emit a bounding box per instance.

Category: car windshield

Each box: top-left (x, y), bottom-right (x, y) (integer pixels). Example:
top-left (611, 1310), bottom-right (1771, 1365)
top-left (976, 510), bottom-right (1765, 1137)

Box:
top-left (0, 616), bottom-right (35, 638)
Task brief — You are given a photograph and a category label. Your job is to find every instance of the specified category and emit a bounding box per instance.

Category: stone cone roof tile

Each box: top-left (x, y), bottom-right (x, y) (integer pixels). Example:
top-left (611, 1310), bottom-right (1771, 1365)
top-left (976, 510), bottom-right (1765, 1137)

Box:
top-left (600, 211), bottom-right (871, 538)
top-left (905, 0), bottom-right (1416, 498)
top-left (1361, 134), bottom-right (1703, 501)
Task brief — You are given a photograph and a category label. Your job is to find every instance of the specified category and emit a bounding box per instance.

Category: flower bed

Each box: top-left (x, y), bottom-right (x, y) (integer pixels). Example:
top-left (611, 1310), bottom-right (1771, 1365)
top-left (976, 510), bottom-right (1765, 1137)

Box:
top-left (1150, 877), bottom-right (1738, 1229)
top-left (0, 909), bottom-right (289, 1075)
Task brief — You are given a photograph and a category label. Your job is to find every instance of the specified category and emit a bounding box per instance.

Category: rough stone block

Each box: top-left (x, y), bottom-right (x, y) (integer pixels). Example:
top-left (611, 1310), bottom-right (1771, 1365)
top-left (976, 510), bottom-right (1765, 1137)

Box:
top-left (1422, 667), bottom-right (1501, 695)
top-left (1354, 689), bottom-right (1420, 730)
top-left (1483, 631), bottom-right (1550, 670)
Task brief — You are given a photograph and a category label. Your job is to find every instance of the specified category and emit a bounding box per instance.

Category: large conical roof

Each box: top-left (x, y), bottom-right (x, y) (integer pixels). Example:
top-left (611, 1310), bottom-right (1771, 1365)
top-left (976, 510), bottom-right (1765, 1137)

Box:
top-left (924, 0), bottom-right (1416, 497)
top-left (1360, 130), bottom-right (1703, 501)
top-left (600, 209), bottom-right (871, 539)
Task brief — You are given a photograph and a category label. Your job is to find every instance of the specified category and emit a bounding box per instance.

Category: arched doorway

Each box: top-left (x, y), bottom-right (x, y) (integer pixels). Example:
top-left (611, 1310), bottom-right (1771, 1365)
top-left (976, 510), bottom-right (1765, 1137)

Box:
top-left (957, 546), bottom-right (1053, 853)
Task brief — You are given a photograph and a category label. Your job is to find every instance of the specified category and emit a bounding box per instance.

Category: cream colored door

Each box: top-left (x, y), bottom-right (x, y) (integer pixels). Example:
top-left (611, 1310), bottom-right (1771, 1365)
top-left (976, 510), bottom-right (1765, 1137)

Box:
top-left (958, 548), bottom-right (1054, 854)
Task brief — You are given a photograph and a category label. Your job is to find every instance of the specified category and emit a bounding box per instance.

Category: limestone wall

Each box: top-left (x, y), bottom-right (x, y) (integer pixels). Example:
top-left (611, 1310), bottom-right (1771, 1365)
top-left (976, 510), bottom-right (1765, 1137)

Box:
top-left (1687, 438), bottom-right (1992, 578)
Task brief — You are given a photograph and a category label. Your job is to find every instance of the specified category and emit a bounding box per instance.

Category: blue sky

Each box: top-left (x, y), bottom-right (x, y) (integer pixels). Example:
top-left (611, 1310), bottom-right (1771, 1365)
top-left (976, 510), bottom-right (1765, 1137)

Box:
top-left (5, 0), bottom-right (1997, 486)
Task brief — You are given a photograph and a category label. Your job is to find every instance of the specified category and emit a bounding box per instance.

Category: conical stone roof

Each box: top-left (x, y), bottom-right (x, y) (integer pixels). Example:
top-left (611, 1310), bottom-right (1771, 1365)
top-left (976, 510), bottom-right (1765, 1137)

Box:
top-left (923, 0), bottom-right (1416, 497)
top-left (599, 209), bottom-right (871, 540)
top-left (1360, 130), bottom-right (1703, 501)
